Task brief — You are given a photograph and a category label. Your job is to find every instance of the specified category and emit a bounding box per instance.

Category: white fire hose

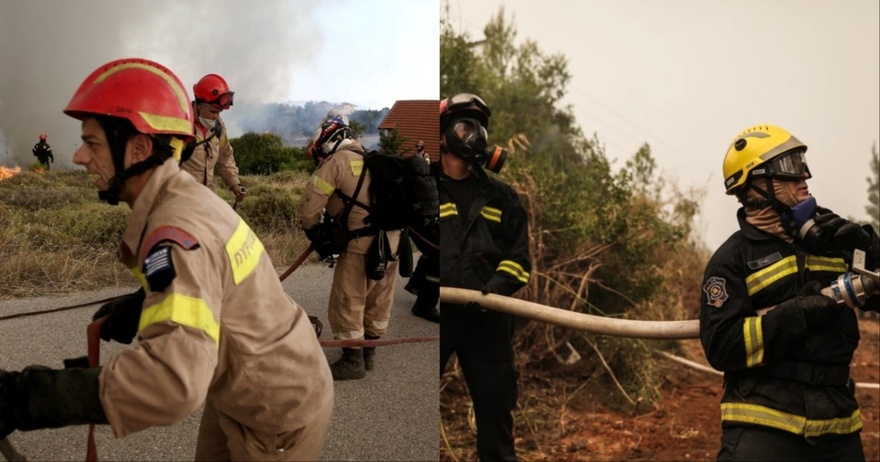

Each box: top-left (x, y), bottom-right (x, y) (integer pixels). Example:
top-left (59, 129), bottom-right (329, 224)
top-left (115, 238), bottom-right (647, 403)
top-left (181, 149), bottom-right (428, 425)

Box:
top-left (439, 287), bottom-right (700, 339)
top-left (439, 287), bottom-right (880, 390)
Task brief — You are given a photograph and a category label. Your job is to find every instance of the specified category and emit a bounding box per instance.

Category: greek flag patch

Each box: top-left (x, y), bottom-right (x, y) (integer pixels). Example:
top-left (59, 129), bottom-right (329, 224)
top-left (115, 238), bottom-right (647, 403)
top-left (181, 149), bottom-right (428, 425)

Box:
top-left (144, 246), bottom-right (175, 292)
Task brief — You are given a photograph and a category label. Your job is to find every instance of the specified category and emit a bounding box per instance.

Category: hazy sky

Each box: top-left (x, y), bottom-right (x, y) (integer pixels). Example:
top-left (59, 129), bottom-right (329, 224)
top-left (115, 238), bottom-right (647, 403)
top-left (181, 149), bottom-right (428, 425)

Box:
top-left (448, 0), bottom-right (879, 251)
top-left (0, 0), bottom-right (439, 169)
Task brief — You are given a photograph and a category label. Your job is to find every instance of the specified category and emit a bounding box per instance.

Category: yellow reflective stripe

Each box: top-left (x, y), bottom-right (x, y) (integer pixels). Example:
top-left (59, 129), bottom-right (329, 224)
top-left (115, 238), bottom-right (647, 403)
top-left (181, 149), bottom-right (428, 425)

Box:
top-left (224, 219), bottom-right (265, 285)
top-left (139, 112), bottom-right (193, 135)
top-left (721, 403), bottom-right (862, 437)
top-left (439, 202), bottom-right (458, 218)
top-left (497, 260), bottom-right (529, 284)
top-left (130, 267), bottom-right (148, 291)
top-left (311, 175), bottom-right (335, 196)
top-left (350, 160), bottom-right (364, 176)
top-left (805, 255), bottom-right (847, 273)
top-left (139, 292), bottom-right (220, 347)
top-left (746, 255), bottom-right (797, 295)
top-left (743, 317), bottom-right (764, 367)
top-left (481, 206), bottom-right (502, 222)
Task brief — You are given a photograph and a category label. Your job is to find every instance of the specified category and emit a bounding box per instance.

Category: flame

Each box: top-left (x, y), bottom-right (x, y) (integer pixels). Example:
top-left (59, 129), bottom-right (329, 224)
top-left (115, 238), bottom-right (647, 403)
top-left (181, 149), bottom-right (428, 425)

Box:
top-left (0, 166), bottom-right (22, 182)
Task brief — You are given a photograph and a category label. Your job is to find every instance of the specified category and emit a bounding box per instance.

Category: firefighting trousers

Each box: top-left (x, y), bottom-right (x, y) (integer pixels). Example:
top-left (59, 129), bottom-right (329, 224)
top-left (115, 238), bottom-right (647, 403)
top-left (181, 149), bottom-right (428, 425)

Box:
top-left (410, 252), bottom-right (439, 303)
top-left (441, 303), bottom-right (519, 462)
top-left (327, 251), bottom-right (398, 340)
top-left (717, 425), bottom-right (865, 461)
top-left (194, 394), bottom-right (333, 461)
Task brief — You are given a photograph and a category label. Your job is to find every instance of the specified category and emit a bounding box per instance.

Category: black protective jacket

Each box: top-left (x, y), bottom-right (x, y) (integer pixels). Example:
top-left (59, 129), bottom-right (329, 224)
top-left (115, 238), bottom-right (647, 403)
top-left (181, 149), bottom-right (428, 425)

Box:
top-left (439, 170), bottom-right (531, 298)
top-left (700, 208), bottom-right (879, 440)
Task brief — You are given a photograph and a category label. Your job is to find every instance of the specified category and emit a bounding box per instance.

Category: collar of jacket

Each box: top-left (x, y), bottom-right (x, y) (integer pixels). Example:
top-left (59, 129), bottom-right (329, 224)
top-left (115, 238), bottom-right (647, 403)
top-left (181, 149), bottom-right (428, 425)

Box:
top-left (120, 159), bottom-right (181, 266)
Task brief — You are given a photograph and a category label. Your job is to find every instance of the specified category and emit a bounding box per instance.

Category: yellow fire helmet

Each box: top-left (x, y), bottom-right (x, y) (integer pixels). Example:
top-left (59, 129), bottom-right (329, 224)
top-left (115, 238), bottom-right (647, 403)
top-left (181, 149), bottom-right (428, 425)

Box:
top-left (722, 124), bottom-right (808, 195)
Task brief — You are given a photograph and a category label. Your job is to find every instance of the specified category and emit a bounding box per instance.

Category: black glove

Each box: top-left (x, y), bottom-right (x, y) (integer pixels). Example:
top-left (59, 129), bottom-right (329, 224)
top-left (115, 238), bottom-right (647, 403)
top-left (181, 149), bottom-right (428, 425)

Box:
top-left (480, 275), bottom-right (522, 297)
top-left (0, 366), bottom-right (108, 440)
top-left (774, 281), bottom-right (841, 330)
top-left (813, 207), bottom-right (871, 253)
top-left (304, 225), bottom-right (341, 261)
top-left (92, 288), bottom-right (146, 344)
top-left (211, 121), bottom-right (223, 139)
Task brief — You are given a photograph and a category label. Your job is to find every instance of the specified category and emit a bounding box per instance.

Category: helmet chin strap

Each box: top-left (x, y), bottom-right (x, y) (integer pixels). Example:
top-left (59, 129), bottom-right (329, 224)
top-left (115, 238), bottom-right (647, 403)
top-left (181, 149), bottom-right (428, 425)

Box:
top-left (95, 117), bottom-right (181, 205)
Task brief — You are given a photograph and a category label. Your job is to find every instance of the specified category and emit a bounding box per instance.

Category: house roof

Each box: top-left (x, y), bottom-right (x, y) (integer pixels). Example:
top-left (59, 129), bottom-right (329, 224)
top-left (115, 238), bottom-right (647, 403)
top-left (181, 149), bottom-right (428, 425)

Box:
top-left (378, 99), bottom-right (439, 162)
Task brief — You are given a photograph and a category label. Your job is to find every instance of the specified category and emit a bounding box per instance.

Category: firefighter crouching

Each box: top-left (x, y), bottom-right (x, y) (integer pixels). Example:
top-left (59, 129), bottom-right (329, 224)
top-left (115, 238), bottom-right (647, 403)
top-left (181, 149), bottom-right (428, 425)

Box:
top-left (700, 124), bottom-right (880, 461)
top-left (0, 58), bottom-right (333, 460)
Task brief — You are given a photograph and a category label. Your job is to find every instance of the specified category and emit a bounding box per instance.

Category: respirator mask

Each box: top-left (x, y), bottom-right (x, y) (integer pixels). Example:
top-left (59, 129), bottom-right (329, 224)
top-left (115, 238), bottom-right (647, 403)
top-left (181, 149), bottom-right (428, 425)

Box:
top-left (444, 118), bottom-right (508, 174)
top-left (780, 196), bottom-right (832, 250)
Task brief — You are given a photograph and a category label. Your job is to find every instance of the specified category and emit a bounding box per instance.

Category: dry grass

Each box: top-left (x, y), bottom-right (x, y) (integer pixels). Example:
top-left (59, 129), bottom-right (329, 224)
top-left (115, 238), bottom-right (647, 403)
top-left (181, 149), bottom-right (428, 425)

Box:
top-left (0, 169), bottom-right (314, 299)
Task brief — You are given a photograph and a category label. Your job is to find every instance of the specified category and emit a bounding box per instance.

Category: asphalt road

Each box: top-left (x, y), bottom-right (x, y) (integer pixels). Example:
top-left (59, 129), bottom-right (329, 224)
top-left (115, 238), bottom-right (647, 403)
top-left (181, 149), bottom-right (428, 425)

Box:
top-left (0, 261), bottom-right (439, 461)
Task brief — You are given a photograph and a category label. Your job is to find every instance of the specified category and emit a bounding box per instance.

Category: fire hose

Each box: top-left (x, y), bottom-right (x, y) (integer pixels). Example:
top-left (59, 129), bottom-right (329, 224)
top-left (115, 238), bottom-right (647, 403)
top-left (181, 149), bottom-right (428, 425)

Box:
top-left (439, 287), bottom-right (701, 339)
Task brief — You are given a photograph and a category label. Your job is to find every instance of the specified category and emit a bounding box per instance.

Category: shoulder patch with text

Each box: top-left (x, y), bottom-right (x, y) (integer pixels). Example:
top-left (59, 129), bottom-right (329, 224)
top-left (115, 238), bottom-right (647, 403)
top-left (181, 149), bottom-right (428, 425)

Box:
top-left (703, 277), bottom-right (729, 308)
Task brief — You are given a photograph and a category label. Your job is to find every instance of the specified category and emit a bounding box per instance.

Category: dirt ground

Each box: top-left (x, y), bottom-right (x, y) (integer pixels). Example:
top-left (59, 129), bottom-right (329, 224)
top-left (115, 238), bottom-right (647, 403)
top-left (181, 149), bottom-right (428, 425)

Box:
top-left (441, 319), bottom-right (880, 461)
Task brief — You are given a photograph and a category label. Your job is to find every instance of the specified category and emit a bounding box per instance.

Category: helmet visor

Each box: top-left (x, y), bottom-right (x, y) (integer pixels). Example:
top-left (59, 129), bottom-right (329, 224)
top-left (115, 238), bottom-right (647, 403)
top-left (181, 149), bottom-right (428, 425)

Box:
top-left (446, 93), bottom-right (491, 116)
top-left (771, 149), bottom-right (809, 179)
top-left (208, 91), bottom-right (234, 110)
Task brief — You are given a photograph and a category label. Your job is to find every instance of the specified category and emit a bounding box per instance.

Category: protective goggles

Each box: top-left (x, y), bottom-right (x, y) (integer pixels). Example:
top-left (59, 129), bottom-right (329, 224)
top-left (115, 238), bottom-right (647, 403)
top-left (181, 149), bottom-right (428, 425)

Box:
top-left (769, 149), bottom-right (810, 179)
top-left (206, 91), bottom-right (234, 110)
top-left (445, 93), bottom-right (491, 117)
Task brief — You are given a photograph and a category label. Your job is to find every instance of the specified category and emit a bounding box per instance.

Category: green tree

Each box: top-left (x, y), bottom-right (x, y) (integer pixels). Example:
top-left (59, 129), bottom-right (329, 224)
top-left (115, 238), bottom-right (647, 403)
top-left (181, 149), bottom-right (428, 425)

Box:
top-left (230, 132), bottom-right (311, 175)
top-left (868, 143), bottom-right (879, 233)
top-left (378, 127), bottom-right (409, 155)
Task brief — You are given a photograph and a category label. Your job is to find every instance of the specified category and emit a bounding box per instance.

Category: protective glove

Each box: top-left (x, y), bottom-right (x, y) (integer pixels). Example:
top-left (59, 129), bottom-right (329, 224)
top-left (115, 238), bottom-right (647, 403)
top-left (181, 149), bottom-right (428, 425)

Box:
top-left (775, 281), bottom-right (841, 330)
top-left (92, 288), bottom-right (145, 344)
top-left (232, 185), bottom-right (248, 202)
top-left (304, 225), bottom-right (340, 261)
top-left (0, 366), bottom-right (108, 440)
top-left (480, 275), bottom-right (523, 297)
top-left (813, 207), bottom-right (872, 253)
top-left (211, 121), bottom-right (223, 139)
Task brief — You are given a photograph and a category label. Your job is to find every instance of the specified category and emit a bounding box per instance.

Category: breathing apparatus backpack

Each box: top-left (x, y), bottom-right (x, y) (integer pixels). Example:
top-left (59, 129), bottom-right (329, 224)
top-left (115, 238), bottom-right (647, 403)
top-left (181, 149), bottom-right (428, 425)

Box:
top-left (335, 149), bottom-right (439, 279)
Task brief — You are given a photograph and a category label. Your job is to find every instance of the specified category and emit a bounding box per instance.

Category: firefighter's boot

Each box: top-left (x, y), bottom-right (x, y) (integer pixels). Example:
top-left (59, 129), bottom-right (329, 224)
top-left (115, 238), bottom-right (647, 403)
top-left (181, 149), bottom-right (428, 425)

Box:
top-left (330, 348), bottom-right (366, 381)
top-left (363, 335), bottom-right (380, 371)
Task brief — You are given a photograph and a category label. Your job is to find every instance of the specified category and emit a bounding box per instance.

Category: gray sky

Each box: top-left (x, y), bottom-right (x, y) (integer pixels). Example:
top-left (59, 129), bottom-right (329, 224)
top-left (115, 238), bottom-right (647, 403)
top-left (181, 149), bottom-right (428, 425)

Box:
top-left (449, 0), bottom-right (879, 251)
top-left (0, 0), bottom-right (439, 169)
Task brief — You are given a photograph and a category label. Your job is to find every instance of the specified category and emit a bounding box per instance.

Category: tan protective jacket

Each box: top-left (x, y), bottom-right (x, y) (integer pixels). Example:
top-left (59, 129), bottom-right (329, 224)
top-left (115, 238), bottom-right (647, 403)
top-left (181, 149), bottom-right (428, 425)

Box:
top-left (99, 158), bottom-right (333, 438)
top-left (180, 117), bottom-right (241, 191)
top-left (298, 140), bottom-right (400, 255)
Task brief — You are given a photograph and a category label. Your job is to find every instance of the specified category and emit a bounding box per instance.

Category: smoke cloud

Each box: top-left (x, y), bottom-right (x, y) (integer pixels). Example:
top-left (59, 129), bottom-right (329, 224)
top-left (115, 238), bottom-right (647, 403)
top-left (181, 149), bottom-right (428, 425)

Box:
top-left (0, 0), bottom-right (321, 168)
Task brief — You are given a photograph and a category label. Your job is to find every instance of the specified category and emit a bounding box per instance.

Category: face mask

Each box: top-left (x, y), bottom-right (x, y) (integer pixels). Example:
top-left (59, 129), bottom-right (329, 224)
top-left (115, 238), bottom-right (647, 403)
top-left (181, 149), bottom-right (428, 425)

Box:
top-left (443, 118), bottom-right (508, 174)
top-left (199, 117), bottom-right (217, 130)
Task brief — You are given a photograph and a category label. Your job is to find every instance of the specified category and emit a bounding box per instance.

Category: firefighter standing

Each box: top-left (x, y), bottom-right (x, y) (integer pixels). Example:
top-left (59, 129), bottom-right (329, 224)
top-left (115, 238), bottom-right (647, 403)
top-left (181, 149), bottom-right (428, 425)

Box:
top-left (298, 114), bottom-right (403, 381)
top-left (439, 93), bottom-right (531, 461)
top-left (0, 58), bottom-right (333, 460)
top-left (700, 124), bottom-right (880, 461)
top-left (32, 133), bottom-right (54, 169)
top-left (180, 73), bottom-right (247, 203)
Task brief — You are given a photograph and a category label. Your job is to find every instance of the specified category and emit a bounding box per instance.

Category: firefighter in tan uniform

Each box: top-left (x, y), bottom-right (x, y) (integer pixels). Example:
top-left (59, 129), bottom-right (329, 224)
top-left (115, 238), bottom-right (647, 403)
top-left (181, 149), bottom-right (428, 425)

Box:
top-left (298, 114), bottom-right (402, 381)
top-left (180, 74), bottom-right (248, 202)
top-left (0, 58), bottom-right (333, 461)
